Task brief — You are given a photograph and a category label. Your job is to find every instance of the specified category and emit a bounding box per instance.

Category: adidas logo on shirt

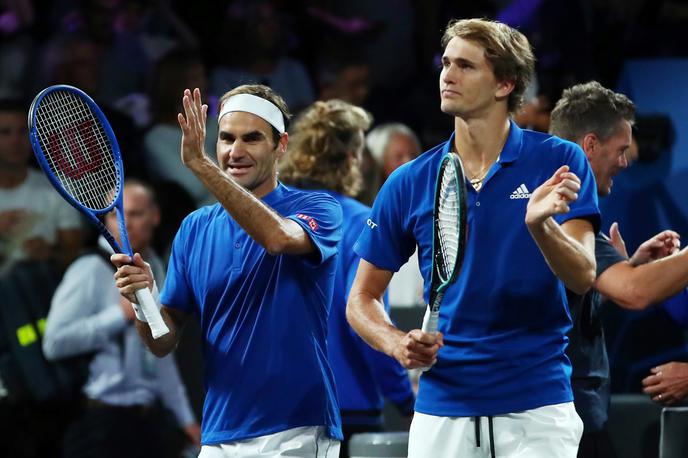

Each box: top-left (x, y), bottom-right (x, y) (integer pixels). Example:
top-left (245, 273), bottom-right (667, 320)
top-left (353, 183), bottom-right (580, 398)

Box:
top-left (510, 184), bottom-right (532, 199)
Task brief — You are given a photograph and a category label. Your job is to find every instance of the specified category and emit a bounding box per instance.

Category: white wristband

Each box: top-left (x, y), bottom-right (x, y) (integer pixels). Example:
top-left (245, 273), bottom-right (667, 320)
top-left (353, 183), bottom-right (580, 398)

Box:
top-left (132, 281), bottom-right (162, 323)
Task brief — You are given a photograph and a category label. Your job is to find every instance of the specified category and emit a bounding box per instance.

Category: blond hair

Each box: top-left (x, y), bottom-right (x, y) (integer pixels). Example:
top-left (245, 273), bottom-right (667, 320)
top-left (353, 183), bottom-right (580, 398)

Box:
top-left (280, 100), bottom-right (372, 197)
top-left (442, 18), bottom-right (535, 114)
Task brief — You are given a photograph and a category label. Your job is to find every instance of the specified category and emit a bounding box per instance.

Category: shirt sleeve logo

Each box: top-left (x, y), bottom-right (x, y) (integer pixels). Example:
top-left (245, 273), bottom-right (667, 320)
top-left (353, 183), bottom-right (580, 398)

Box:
top-left (297, 213), bottom-right (319, 231)
top-left (366, 218), bottom-right (378, 229)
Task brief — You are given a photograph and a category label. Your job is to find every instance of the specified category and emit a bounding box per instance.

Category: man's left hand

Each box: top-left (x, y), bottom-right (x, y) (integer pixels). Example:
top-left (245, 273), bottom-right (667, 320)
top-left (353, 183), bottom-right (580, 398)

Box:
top-left (642, 361), bottom-right (688, 405)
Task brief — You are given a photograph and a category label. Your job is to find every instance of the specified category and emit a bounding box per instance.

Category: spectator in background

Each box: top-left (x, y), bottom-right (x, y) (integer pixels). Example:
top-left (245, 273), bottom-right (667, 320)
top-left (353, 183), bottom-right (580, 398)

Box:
top-left (363, 123), bottom-right (424, 309)
top-left (145, 48), bottom-right (217, 207)
top-left (43, 179), bottom-right (200, 458)
top-left (0, 95), bottom-right (82, 458)
top-left (641, 285), bottom-right (688, 405)
top-left (210, 1), bottom-right (315, 114)
top-left (316, 51), bottom-right (371, 107)
top-left (0, 0), bottom-right (35, 99)
top-left (51, 0), bottom-right (150, 105)
top-left (280, 99), bottom-right (415, 458)
top-left (39, 34), bottom-right (147, 178)
top-left (549, 80), bottom-right (688, 458)
top-left (0, 98), bottom-right (81, 273)
top-left (365, 123), bottom-right (422, 190)
top-left (514, 80), bottom-right (556, 134)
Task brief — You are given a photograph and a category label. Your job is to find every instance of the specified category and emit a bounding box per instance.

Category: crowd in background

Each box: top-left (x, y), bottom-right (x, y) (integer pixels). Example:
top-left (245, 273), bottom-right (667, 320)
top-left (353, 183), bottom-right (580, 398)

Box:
top-left (2, 0), bottom-right (688, 457)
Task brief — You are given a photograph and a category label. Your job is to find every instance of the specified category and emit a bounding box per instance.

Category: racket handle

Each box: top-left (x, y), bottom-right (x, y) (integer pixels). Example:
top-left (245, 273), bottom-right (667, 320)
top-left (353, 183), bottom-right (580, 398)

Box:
top-left (421, 306), bottom-right (439, 334)
top-left (420, 306), bottom-right (440, 373)
top-left (134, 287), bottom-right (170, 339)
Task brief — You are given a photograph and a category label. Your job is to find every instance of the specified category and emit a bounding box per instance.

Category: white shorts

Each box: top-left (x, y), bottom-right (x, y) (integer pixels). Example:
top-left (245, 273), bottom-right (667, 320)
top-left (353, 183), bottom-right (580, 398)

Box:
top-left (198, 426), bottom-right (340, 458)
top-left (408, 402), bottom-right (583, 458)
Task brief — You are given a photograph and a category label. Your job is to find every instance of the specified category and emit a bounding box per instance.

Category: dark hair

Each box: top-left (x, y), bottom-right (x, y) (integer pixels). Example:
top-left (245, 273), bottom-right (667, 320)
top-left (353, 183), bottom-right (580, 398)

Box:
top-left (218, 84), bottom-right (291, 146)
top-left (441, 18), bottom-right (535, 114)
top-left (549, 81), bottom-right (636, 142)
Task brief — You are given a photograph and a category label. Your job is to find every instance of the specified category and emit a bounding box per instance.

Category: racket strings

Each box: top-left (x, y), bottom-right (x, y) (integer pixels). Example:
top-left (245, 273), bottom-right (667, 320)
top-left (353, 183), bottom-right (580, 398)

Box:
top-left (436, 164), bottom-right (461, 280)
top-left (34, 90), bottom-right (119, 210)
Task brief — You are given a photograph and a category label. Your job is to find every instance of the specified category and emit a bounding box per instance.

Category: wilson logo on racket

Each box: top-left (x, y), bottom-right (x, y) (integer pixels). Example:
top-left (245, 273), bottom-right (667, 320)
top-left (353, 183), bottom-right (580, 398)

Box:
top-left (49, 119), bottom-right (102, 179)
top-left (296, 213), bottom-right (319, 231)
top-left (28, 84), bottom-right (169, 339)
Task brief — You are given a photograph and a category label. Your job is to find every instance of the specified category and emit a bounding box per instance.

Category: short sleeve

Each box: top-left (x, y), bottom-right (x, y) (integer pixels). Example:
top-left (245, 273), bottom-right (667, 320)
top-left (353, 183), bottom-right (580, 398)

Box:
top-left (285, 192), bottom-right (343, 266)
top-left (160, 220), bottom-right (195, 313)
top-left (354, 170), bottom-right (416, 272)
top-left (554, 143), bottom-right (601, 233)
top-left (594, 233), bottom-right (627, 276)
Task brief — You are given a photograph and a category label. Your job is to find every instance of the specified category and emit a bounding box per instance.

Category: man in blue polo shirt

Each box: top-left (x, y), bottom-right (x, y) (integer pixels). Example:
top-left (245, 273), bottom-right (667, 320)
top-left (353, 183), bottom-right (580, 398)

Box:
top-left (347, 19), bottom-right (600, 458)
top-left (280, 99), bottom-right (416, 458)
top-left (112, 85), bottom-right (343, 457)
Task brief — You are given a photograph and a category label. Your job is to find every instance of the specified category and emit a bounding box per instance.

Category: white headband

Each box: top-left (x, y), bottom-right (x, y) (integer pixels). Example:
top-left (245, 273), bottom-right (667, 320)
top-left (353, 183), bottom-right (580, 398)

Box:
top-left (218, 93), bottom-right (285, 134)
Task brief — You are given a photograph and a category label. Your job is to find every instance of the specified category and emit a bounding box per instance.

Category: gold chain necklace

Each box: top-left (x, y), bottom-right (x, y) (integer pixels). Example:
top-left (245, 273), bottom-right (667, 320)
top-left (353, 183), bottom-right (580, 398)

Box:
top-left (464, 165), bottom-right (491, 191)
top-left (455, 151), bottom-right (498, 191)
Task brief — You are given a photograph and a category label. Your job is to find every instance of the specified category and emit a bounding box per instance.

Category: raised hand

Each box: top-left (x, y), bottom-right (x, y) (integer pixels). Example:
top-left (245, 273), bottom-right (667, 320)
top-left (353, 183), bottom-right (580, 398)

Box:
top-left (177, 88), bottom-right (209, 167)
top-left (525, 165), bottom-right (581, 226)
top-left (628, 229), bottom-right (681, 266)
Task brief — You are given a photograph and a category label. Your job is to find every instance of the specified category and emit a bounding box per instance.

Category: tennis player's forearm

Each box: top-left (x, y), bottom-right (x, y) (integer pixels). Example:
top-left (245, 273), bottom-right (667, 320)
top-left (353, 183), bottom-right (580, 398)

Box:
top-left (186, 157), bottom-right (309, 254)
top-left (347, 293), bottom-right (405, 357)
top-left (608, 249), bottom-right (688, 309)
top-left (135, 310), bottom-right (180, 357)
top-left (634, 249), bottom-right (688, 304)
top-left (528, 217), bottom-right (595, 294)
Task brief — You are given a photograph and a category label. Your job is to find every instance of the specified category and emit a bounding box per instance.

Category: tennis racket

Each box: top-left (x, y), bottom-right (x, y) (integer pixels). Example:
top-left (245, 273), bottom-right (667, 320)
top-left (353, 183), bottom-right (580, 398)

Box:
top-left (421, 152), bottom-right (467, 359)
top-left (27, 85), bottom-right (169, 339)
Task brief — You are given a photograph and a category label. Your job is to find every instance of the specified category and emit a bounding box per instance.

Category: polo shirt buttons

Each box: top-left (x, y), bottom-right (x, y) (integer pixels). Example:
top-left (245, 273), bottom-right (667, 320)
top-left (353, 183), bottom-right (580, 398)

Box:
top-left (234, 242), bottom-right (241, 249)
top-left (475, 201), bottom-right (481, 207)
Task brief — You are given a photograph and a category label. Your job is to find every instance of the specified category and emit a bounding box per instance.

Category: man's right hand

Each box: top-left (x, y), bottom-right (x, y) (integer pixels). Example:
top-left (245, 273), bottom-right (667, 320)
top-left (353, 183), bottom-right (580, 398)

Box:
top-left (609, 222), bottom-right (680, 266)
top-left (111, 253), bottom-right (154, 304)
top-left (178, 87), bottom-right (208, 168)
top-left (392, 329), bottom-right (444, 369)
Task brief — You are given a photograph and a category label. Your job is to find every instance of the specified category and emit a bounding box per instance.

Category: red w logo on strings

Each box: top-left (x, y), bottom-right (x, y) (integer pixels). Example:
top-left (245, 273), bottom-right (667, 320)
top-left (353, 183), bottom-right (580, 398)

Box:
top-left (48, 119), bottom-right (102, 179)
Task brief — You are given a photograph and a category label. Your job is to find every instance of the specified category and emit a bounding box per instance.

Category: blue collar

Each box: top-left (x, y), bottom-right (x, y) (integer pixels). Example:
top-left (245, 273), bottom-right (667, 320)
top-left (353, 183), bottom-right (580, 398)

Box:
top-left (262, 181), bottom-right (287, 206)
top-left (443, 119), bottom-right (524, 164)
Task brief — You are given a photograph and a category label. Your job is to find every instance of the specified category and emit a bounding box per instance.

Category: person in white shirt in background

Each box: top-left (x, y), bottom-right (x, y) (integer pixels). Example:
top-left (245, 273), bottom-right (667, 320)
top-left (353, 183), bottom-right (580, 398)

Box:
top-left (366, 123), bottom-right (425, 308)
top-left (0, 98), bottom-right (82, 274)
top-left (43, 179), bottom-right (200, 458)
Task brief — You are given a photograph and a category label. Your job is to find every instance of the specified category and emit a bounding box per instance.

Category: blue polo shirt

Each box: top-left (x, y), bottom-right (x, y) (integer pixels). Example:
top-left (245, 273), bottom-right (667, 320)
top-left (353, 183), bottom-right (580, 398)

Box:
top-left (354, 121), bottom-right (601, 417)
top-left (161, 183), bottom-right (344, 444)
top-left (322, 191), bottom-right (415, 425)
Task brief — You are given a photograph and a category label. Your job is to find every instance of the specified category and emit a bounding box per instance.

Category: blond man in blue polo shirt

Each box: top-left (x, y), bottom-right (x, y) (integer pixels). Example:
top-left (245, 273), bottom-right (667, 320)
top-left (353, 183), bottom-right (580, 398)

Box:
top-left (348, 18), bottom-right (600, 458)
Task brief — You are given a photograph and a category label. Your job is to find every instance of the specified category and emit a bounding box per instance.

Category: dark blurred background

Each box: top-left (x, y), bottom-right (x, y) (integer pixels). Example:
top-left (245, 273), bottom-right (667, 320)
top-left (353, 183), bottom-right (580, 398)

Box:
top-left (2, 1), bottom-right (688, 456)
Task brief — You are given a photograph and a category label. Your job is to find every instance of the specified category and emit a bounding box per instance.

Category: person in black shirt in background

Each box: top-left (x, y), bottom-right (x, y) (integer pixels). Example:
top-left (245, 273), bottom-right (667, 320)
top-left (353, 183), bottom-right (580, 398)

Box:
top-left (550, 81), bottom-right (688, 458)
